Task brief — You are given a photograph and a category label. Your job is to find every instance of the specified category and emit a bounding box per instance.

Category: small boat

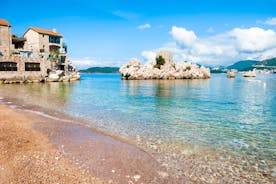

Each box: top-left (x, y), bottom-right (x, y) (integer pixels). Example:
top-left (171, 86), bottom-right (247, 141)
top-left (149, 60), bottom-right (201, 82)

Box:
top-left (243, 70), bottom-right (256, 77)
top-left (227, 71), bottom-right (236, 78)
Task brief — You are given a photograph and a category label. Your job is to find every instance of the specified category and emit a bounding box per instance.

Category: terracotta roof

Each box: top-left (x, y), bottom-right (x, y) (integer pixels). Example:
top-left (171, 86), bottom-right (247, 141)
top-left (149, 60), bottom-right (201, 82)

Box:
top-left (28, 27), bottom-right (63, 37)
top-left (0, 19), bottom-right (11, 27)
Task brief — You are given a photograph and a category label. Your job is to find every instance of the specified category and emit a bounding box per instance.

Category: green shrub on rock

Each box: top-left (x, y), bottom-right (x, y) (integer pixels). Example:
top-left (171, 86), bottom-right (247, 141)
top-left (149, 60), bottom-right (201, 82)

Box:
top-left (154, 56), bottom-right (165, 69)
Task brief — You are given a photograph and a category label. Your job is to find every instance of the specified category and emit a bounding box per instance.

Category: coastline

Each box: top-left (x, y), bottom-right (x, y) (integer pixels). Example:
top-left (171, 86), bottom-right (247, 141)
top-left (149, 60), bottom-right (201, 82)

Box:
top-left (0, 102), bottom-right (169, 183)
top-left (0, 74), bottom-right (275, 183)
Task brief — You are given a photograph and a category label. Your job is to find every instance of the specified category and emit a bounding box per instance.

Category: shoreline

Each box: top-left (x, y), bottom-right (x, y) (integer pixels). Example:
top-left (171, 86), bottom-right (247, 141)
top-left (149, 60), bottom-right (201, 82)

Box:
top-left (0, 92), bottom-right (274, 183)
top-left (0, 103), bottom-right (103, 183)
top-left (0, 102), bottom-right (170, 183)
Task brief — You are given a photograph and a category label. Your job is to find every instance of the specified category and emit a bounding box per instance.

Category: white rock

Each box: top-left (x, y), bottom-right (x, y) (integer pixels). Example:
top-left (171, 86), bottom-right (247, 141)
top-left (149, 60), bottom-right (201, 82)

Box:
top-left (120, 50), bottom-right (210, 80)
top-left (156, 50), bottom-right (173, 64)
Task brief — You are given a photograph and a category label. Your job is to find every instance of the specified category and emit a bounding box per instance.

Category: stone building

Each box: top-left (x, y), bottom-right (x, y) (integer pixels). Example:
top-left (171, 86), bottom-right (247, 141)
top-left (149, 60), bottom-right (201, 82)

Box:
top-left (23, 28), bottom-right (65, 59)
top-left (0, 19), bottom-right (12, 57)
top-left (0, 19), bottom-right (79, 83)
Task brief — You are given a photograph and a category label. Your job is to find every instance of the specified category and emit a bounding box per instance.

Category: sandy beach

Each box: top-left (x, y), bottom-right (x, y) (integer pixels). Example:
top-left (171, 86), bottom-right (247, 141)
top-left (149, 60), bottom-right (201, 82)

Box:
top-left (0, 103), bottom-right (169, 184)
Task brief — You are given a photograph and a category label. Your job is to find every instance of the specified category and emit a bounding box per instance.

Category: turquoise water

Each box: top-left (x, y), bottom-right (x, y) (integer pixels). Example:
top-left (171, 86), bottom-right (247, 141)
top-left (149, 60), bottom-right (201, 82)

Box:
top-left (0, 73), bottom-right (275, 180)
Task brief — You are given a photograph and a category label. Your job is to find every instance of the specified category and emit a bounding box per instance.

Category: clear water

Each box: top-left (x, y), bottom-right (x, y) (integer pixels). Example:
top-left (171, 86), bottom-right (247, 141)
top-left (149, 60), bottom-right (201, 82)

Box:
top-left (0, 73), bottom-right (275, 180)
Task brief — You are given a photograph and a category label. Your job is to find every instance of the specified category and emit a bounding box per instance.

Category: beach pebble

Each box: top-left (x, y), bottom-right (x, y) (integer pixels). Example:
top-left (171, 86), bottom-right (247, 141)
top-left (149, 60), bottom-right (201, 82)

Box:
top-left (133, 175), bottom-right (141, 182)
top-left (111, 169), bottom-right (115, 173)
top-left (150, 145), bottom-right (158, 150)
top-left (136, 135), bottom-right (141, 142)
top-left (158, 171), bottom-right (169, 178)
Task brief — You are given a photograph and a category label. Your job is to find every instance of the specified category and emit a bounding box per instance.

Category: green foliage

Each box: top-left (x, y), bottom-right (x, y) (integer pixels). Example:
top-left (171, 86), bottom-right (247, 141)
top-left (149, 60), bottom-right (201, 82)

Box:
top-left (227, 60), bottom-right (259, 71)
top-left (154, 56), bottom-right (165, 69)
top-left (50, 50), bottom-right (60, 59)
top-left (257, 58), bottom-right (276, 66)
top-left (79, 67), bottom-right (119, 73)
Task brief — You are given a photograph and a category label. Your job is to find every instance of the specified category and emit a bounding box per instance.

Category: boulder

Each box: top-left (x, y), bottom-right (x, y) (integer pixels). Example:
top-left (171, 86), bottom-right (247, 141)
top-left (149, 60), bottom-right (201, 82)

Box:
top-left (70, 72), bottom-right (81, 81)
top-left (47, 70), bottom-right (64, 82)
top-left (119, 50), bottom-right (211, 80)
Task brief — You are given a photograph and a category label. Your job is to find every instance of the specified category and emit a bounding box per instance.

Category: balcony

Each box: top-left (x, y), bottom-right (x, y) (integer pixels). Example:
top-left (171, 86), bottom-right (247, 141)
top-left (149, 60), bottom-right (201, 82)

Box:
top-left (49, 42), bottom-right (61, 47)
top-left (11, 48), bottom-right (33, 58)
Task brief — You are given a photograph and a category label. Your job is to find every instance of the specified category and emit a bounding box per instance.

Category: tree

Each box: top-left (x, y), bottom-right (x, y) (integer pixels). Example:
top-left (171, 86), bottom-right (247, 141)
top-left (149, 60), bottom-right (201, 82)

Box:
top-left (154, 56), bottom-right (165, 69)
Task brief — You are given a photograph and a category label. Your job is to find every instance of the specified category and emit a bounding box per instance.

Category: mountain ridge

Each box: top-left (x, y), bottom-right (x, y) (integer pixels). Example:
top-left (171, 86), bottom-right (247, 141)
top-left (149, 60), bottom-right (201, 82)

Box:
top-left (79, 67), bottom-right (119, 73)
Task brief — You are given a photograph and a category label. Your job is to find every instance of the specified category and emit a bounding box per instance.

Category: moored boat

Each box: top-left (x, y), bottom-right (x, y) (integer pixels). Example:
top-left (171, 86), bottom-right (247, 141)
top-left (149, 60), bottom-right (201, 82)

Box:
top-left (227, 71), bottom-right (236, 78)
top-left (243, 70), bottom-right (256, 77)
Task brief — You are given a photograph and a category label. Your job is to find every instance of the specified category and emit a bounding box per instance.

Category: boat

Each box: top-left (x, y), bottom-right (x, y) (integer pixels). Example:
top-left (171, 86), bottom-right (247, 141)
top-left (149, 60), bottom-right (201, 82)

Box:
top-left (243, 70), bottom-right (256, 77)
top-left (227, 71), bottom-right (236, 78)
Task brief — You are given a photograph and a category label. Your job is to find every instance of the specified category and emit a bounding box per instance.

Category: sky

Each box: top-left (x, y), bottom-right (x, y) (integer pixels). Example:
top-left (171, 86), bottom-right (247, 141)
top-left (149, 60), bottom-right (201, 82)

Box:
top-left (2, 0), bottom-right (276, 68)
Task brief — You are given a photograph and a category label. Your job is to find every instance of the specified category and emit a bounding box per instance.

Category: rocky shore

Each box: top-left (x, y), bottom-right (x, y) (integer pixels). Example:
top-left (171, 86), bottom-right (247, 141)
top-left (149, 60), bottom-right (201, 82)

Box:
top-left (120, 50), bottom-right (211, 80)
top-left (0, 71), bottom-right (80, 84)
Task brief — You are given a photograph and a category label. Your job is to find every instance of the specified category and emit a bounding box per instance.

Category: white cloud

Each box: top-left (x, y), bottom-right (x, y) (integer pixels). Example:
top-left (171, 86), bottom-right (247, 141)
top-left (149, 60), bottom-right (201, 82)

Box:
top-left (142, 26), bottom-right (276, 66)
top-left (229, 27), bottom-right (276, 52)
top-left (170, 26), bottom-right (197, 47)
top-left (137, 23), bottom-right (151, 30)
top-left (141, 50), bottom-right (156, 61)
top-left (263, 17), bottom-right (276, 26)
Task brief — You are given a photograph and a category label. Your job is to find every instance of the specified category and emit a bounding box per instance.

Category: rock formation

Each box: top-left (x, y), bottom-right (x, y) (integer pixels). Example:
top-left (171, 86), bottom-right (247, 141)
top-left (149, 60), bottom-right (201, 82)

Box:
top-left (119, 50), bottom-right (210, 80)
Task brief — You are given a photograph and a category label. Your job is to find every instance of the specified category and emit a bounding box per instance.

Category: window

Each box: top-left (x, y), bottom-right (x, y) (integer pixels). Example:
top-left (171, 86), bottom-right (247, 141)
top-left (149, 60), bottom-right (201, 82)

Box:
top-left (49, 36), bottom-right (60, 44)
top-left (25, 62), bottom-right (41, 71)
top-left (0, 62), bottom-right (17, 71)
top-left (60, 56), bottom-right (66, 63)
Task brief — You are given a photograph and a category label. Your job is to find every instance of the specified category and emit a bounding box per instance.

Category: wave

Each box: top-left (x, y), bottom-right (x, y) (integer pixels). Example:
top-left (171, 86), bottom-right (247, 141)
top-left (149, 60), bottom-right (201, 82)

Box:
top-left (23, 109), bottom-right (74, 123)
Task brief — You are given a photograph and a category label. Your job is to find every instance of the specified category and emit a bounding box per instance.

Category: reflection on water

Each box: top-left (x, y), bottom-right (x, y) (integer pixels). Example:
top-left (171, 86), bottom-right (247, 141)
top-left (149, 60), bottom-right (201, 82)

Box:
top-left (121, 79), bottom-right (210, 98)
top-left (0, 74), bottom-right (275, 181)
top-left (0, 82), bottom-right (76, 108)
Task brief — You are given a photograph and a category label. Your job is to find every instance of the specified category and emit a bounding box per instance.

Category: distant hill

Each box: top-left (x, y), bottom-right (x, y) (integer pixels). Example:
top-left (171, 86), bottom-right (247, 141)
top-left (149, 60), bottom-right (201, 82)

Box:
top-left (255, 58), bottom-right (276, 67)
top-left (79, 59), bottom-right (276, 73)
top-left (79, 67), bottom-right (119, 73)
top-left (227, 60), bottom-right (259, 71)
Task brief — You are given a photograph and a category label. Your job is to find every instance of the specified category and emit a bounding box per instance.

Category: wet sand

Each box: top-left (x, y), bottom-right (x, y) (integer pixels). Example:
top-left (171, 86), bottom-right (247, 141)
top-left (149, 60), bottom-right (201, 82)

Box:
top-left (0, 103), bottom-right (169, 183)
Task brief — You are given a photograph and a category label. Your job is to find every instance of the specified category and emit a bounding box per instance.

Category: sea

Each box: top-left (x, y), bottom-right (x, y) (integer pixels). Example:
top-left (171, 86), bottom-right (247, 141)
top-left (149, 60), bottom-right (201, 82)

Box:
top-left (0, 73), bottom-right (275, 182)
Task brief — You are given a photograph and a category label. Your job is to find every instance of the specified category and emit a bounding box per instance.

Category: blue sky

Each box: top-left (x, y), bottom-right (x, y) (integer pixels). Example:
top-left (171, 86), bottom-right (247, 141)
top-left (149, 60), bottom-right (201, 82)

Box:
top-left (2, 0), bottom-right (276, 68)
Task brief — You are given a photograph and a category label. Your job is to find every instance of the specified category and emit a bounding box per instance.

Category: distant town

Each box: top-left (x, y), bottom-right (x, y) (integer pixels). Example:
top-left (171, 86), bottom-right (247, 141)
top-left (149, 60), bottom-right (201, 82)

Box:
top-left (210, 58), bottom-right (276, 74)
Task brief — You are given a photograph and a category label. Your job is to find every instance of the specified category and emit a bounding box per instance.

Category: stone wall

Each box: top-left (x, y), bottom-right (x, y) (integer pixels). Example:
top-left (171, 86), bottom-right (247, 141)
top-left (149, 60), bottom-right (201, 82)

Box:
top-left (0, 56), bottom-right (51, 83)
top-left (0, 25), bottom-right (12, 57)
top-left (24, 29), bottom-right (40, 56)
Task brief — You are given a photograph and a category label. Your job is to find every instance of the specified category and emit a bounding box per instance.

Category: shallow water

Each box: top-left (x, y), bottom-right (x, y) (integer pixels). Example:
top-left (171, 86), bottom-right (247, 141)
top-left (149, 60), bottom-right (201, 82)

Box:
top-left (0, 73), bottom-right (275, 182)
